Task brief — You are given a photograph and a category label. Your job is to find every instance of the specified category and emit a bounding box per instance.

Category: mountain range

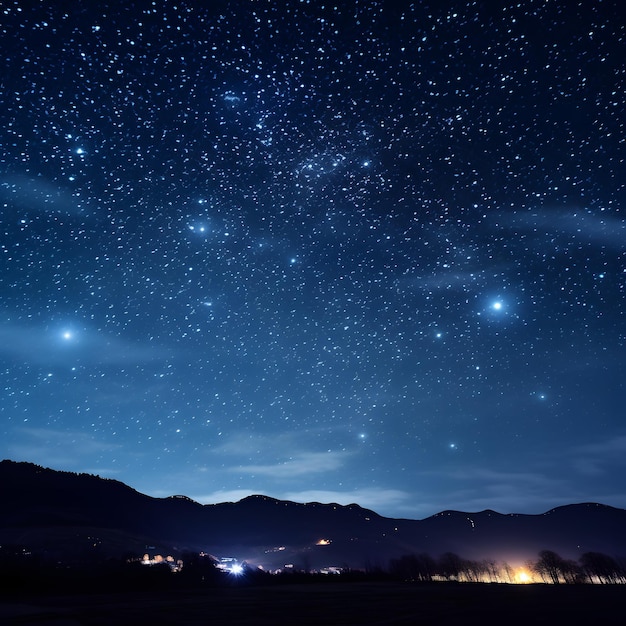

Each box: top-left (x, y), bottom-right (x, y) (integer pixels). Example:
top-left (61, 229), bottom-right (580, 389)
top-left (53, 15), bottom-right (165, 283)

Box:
top-left (2, 460), bottom-right (625, 570)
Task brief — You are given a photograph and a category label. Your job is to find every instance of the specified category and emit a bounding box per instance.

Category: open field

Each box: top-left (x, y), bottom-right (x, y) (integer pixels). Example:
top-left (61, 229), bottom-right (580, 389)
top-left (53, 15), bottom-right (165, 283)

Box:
top-left (1, 581), bottom-right (625, 625)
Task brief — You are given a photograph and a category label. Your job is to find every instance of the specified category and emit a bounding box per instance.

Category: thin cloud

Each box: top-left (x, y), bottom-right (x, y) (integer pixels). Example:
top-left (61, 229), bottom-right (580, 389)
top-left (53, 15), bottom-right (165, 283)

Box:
top-left (183, 487), bottom-right (412, 513)
top-left (281, 488), bottom-right (412, 512)
top-left (395, 270), bottom-right (485, 293)
top-left (8, 427), bottom-right (121, 470)
top-left (397, 450), bottom-right (626, 518)
top-left (573, 435), bottom-right (626, 456)
top-left (0, 322), bottom-right (169, 366)
top-left (387, 465), bottom-right (577, 518)
top-left (185, 489), bottom-right (257, 504)
top-left (0, 173), bottom-right (92, 217)
top-left (80, 467), bottom-right (122, 478)
top-left (233, 451), bottom-right (346, 478)
top-left (492, 209), bottom-right (626, 250)
top-left (568, 435), bottom-right (626, 476)
top-left (211, 428), bottom-right (357, 459)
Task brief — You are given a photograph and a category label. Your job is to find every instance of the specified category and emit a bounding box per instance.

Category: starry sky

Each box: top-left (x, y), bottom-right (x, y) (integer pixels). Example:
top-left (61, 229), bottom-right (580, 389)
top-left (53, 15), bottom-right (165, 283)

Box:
top-left (1, 0), bottom-right (624, 520)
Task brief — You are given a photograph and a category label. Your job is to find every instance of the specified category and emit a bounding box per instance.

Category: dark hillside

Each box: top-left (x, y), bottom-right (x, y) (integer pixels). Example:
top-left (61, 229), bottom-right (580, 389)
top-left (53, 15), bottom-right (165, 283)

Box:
top-left (2, 460), bottom-right (625, 569)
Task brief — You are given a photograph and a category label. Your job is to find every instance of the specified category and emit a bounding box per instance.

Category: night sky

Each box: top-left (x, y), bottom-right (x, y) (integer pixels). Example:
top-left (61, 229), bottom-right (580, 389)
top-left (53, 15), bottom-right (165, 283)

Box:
top-left (1, 0), bottom-right (624, 520)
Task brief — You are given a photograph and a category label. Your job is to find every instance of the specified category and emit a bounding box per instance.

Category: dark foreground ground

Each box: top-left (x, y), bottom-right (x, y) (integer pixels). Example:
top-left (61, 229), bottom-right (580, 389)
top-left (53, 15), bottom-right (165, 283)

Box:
top-left (1, 582), bottom-right (625, 625)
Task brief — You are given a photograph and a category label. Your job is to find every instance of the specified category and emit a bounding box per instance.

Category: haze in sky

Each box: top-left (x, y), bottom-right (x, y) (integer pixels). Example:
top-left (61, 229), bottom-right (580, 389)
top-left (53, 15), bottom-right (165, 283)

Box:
top-left (1, 0), bottom-right (624, 519)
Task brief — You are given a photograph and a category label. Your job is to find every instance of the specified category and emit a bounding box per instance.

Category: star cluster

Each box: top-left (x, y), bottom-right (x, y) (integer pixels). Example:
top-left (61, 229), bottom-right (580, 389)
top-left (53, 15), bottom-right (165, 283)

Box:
top-left (0, 1), bottom-right (624, 518)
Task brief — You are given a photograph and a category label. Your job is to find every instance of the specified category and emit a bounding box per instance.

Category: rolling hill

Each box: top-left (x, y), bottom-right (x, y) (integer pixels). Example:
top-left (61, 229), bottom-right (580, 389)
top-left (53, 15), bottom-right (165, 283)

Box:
top-left (1, 460), bottom-right (625, 570)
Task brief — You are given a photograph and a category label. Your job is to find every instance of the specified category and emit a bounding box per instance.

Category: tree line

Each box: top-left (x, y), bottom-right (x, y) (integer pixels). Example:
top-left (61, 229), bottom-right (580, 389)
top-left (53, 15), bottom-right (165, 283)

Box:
top-left (389, 549), bottom-right (626, 584)
top-left (2, 543), bottom-right (625, 596)
top-left (531, 550), bottom-right (626, 584)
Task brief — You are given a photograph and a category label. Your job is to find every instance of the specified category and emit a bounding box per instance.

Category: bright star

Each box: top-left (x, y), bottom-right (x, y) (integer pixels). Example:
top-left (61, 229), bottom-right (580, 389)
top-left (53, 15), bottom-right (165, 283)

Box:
top-left (188, 223), bottom-right (209, 235)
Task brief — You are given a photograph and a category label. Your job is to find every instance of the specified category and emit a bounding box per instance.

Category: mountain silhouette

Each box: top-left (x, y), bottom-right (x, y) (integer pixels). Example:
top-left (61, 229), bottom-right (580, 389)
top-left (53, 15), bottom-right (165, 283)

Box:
top-left (2, 460), bottom-right (625, 570)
